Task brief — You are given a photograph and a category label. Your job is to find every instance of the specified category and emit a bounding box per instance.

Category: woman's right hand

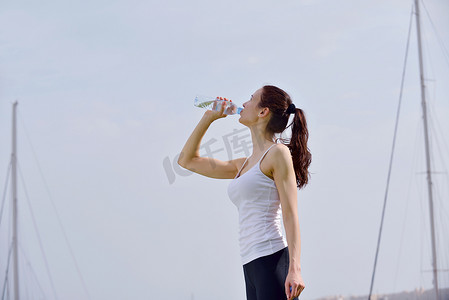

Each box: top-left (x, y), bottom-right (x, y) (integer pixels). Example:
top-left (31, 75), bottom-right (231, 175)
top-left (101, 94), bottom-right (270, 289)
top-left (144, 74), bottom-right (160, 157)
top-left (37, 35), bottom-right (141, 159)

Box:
top-left (204, 99), bottom-right (228, 122)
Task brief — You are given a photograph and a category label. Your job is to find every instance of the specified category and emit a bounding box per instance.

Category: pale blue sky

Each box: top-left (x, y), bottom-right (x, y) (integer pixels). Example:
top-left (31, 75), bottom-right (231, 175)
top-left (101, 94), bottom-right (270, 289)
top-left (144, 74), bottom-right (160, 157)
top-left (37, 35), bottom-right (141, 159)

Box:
top-left (1, 0), bottom-right (449, 299)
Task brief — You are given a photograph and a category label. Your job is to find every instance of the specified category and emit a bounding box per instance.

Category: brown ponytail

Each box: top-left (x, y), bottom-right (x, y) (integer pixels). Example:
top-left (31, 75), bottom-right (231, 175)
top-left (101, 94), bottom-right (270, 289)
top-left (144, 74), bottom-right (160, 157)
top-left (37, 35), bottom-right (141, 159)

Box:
top-left (259, 85), bottom-right (311, 189)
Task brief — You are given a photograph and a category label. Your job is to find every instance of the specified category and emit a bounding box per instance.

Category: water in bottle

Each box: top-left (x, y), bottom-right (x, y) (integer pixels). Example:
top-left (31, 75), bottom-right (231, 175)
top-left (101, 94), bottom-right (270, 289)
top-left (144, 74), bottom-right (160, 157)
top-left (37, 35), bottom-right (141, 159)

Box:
top-left (194, 96), bottom-right (243, 115)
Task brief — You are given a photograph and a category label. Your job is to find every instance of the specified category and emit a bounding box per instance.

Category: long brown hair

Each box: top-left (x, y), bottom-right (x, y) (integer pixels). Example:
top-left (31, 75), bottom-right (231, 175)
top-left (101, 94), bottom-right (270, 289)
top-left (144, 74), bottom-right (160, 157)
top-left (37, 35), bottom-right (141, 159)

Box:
top-left (258, 85), bottom-right (311, 189)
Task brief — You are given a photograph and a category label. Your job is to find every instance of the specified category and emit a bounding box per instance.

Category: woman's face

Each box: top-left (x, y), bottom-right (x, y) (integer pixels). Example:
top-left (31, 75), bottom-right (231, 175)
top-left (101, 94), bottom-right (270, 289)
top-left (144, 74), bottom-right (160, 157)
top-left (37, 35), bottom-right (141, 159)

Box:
top-left (239, 88), bottom-right (265, 126)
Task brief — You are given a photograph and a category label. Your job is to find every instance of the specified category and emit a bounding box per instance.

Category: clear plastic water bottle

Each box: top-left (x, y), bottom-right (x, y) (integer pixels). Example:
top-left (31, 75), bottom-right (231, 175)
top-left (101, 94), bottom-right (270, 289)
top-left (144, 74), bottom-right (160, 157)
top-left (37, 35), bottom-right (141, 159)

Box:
top-left (194, 95), bottom-right (243, 115)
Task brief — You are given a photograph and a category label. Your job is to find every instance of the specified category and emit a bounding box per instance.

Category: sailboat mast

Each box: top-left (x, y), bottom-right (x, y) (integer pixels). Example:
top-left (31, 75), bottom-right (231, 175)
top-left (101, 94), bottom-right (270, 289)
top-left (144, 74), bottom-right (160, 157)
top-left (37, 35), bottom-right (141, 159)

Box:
top-left (11, 101), bottom-right (19, 300)
top-left (413, 1), bottom-right (439, 299)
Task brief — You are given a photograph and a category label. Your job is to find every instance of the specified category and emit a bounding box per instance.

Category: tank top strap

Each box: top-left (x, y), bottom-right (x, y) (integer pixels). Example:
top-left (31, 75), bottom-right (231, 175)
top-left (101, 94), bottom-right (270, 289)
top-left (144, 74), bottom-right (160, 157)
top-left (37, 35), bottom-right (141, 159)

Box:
top-left (235, 143), bottom-right (277, 179)
top-left (236, 156), bottom-right (249, 178)
top-left (257, 143), bottom-right (277, 165)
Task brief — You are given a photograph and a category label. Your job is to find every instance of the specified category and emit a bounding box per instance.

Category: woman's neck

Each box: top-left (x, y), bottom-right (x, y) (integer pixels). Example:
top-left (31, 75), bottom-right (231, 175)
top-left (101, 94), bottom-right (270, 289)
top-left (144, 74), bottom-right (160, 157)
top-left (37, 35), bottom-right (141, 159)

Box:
top-left (249, 124), bottom-right (275, 157)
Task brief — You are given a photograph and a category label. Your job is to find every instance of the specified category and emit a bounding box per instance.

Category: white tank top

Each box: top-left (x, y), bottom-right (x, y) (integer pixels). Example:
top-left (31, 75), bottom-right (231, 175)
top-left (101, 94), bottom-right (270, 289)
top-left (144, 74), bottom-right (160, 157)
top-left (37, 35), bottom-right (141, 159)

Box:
top-left (227, 143), bottom-right (287, 265)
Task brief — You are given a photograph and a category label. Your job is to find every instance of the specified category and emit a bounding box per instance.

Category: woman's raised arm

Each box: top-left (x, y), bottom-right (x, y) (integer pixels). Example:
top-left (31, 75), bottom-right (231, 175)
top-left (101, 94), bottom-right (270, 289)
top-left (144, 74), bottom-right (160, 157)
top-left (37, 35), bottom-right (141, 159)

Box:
top-left (177, 103), bottom-right (244, 179)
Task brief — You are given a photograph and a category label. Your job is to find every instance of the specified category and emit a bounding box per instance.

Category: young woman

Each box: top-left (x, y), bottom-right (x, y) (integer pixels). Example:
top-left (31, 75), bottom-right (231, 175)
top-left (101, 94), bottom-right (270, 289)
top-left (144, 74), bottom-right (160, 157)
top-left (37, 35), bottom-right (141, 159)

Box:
top-left (178, 85), bottom-right (311, 300)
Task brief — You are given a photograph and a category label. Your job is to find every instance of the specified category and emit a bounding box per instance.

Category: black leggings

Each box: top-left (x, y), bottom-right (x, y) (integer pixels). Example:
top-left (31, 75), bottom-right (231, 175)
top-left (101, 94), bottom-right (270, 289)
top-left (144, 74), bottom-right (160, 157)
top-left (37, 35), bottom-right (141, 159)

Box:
top-left (243, 247), bottom-right (298, 300)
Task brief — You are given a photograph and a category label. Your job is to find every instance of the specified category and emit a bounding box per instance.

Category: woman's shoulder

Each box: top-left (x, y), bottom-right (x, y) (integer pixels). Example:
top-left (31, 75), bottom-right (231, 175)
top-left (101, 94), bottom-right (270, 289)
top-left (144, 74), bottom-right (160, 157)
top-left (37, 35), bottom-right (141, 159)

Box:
top-left (270, 143), bottom-right (290, 157)
top-left (259, 143), bottom-right (291, 179)
top-left (268, 143), bottom-right (293, 167)
top-left (262, 143), bottom-right (291, 169)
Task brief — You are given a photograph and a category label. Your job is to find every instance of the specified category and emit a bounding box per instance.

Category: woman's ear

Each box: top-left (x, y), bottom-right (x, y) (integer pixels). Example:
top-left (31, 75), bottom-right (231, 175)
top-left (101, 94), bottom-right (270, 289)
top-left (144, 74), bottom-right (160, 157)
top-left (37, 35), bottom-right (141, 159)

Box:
top-left (259, 107), bottom-right (270, 118)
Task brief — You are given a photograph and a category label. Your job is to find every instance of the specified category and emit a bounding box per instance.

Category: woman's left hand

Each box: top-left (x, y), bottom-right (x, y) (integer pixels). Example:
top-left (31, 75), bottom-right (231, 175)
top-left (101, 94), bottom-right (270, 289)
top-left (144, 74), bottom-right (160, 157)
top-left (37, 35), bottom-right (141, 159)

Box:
top-left (285, 270), bottom-right (305, 299)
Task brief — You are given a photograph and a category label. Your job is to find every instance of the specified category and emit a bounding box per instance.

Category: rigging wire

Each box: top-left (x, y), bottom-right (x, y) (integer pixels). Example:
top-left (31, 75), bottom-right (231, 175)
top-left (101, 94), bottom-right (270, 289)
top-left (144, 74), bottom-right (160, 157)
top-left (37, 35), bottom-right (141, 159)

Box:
top-left (0, 163), bottom-right (11, 297)
top-left (428, 119), bottom-right (449, 289)
top-left (427, 94), bottom-right (449, 189)
top-left (17, 110), bottom-right (91, 300)
top-left (420, 0), bottom-right (449, 69)
top-left (18, 244), bottom-right (46, 299)
top-left (368, 4), bottom-right (414, 299)
top-left (433, 179), bottom-right (449, 288)
top-left (426, 80), bottom-right (449, 289)
top-left (17, 161), bottom-right (59, 300)
top-left (0, 162), bottom-right (11, 230)
top-left (392, 121), bottom-right (421, 290)
top-left (0, 164), bottom-right (12, 300)
top-left (427, 109), bottom-right (449, 222)
top-left (1, 242), bottom-right (13, 300)
top-left (416, 126), bottom-right (427, 289)
top-left (414, 1), bottom-right (446, 295)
